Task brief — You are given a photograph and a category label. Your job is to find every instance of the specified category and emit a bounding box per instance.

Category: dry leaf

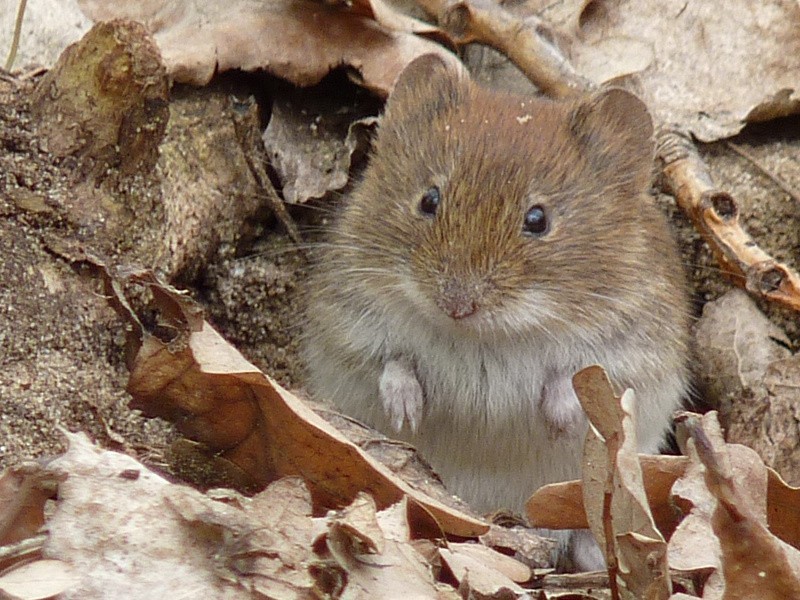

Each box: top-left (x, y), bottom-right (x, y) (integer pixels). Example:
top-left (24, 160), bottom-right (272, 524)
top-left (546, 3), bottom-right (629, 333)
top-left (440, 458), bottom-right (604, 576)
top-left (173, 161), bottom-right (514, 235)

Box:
top-left (0, 559), bottom-right (81, 600)
top-left (679, 412), bottom-right (800, 599)
top-left (694, 289), bottom-right (791, 410)
top-left (318, 497), bottom-right (442, 598)
top-left (263, 85), bottom-right (379, 204)
top-left (439, 543), bottom-right (529, 598)
top-left (0, 465), bottom-right (54, 549)
top-left (573, 365), bottom-right (670, 599)
top-left (548, 0), bottom-right (800, 140)
top-left (444, 542), bottom-right (531, 583)
top-left (108, 267), bottom-right (487, 539)
top-left (167, 477), bottom-right (317, 597)
top-left (44, 432), bottom-right (254, 599)
top-left (527, 455), bottom-right (688, 541)
top-left (479, 525), bottom-right (556, 570)
top-left (695, 290), bottom-right (800, 488)
top-left (78, 0), bottom-right (461, 95)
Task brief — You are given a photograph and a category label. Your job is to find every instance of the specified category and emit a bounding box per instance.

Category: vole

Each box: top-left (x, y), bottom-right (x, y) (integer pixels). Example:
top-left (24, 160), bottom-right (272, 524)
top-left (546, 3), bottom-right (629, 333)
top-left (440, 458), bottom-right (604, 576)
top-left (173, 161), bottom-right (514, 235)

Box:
top-left (302, 55), bottom-right (690, 570)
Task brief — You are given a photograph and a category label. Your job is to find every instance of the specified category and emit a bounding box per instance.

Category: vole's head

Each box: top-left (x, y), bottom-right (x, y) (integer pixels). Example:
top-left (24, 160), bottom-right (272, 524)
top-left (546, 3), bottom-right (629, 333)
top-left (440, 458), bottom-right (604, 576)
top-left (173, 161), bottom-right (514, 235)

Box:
top-left (338, 55), bottom-right (658, 338)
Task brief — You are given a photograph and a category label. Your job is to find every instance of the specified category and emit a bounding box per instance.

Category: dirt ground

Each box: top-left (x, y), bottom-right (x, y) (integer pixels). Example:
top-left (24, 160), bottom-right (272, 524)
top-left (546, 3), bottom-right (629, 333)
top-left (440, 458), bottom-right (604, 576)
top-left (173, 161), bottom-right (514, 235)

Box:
top-left (1, 65), bottom-right (799, 485)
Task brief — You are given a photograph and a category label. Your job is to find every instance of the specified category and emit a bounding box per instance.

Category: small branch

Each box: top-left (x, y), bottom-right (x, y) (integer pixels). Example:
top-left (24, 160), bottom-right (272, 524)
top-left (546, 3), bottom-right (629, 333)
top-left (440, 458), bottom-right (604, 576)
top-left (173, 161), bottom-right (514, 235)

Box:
top-left (658, 129), bottom-right (800, 312)
top-left (415, 0), bottom-right (592, 97)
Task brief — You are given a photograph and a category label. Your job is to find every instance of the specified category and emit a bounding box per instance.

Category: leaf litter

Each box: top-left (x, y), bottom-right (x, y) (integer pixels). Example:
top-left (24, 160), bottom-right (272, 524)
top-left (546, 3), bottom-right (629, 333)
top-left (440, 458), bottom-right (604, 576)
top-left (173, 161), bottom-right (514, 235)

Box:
top-left (4, 3), bottom-right (797, 597)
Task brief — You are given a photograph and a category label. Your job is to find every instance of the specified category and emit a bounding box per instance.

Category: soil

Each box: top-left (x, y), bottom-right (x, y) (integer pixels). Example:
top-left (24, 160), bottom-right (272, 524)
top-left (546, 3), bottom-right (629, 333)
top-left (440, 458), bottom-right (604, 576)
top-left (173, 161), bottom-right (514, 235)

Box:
top-left (1, 65), bottom-right (800, 485)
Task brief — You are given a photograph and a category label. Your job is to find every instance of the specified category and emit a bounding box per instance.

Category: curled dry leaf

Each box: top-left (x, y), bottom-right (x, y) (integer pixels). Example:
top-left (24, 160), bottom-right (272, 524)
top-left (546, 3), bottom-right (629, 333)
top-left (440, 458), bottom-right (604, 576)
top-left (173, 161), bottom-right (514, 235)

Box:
top-left (527, 451), bottom-right (800, 564)
top-left (572, 365), bottom-right (670, 599)
top-left (693, 289), bottom-right (800, 487)
top-left (527, 455), bottom-right (689, 540)
top-left (263, 84), bottom-right (379, 204)
top-left (104, 265), bottom-right (487, 539)
top-left (317, 496), bottom-right (441, 598)
top-left (0, 464), bottom-right (55, 549)
top-left (77, 0), bottom-right (461, 95)
top-left (679, 412), bottom-right (800, 600)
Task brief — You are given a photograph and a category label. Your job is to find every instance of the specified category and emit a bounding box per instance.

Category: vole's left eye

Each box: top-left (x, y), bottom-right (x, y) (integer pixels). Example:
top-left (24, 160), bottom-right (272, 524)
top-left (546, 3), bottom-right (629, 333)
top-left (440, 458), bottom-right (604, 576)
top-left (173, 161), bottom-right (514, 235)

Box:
top-left (418, 186), bottom-right (441, 217)
top-left (522, 204), bottom-right (548, 236)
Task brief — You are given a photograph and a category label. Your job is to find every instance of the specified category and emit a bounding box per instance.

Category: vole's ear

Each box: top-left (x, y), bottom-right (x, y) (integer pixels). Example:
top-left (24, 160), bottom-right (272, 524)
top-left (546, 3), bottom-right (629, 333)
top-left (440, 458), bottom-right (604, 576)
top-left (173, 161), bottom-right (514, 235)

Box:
top-left (569, 88), bottom-right (655, 188)
top-left (382, 54), bottom-right (469, 125)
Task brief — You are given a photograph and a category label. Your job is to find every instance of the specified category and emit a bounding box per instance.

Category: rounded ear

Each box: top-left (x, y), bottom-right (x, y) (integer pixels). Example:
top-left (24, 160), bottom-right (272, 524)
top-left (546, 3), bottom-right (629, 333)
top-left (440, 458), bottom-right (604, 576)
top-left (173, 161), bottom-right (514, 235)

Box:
top-left (383, 53), bottom-right (469, 125)
top-left (569, 88), bottom-right (655, 186)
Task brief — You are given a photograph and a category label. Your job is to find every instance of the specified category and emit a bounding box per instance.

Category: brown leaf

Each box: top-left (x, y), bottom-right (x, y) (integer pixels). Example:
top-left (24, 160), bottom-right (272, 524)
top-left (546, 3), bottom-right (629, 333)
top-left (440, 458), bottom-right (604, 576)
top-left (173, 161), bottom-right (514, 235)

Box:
top-left (680, 412), bottom-right (800, 600)
top-left (767, 469), bottom-right (800, 550)
top-left (525, 0), bottom-right (800, 140)
top-left (78, 0), bottom-right (461, 95)
top-left (444, 542), bottom-right (531, 584)
top-left (573, 365), bottom-right (670, 599)
top-left (263, 85), bottom-right (379, 204)
top-left (0, 464), bottom-right (55, 549)
top-left (439, 544), bottom-right (529, 598)
top-left (319, 497), bottom-right (442, 597)
top-left (114, 268), bottom-right (487, 539)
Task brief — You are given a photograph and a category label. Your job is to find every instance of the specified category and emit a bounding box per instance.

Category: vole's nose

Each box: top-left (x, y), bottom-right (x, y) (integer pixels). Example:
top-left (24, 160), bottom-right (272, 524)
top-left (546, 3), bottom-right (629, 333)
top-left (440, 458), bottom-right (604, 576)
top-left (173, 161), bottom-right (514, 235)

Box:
top-left (437, 279), bottom-right (479, 319)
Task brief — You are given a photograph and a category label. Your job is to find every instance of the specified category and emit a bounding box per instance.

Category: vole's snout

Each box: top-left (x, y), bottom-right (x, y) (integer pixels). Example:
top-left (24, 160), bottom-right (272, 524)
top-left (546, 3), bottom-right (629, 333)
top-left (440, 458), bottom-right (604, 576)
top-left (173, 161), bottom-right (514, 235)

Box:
top-left (436, 279), bottom-right (486, 320)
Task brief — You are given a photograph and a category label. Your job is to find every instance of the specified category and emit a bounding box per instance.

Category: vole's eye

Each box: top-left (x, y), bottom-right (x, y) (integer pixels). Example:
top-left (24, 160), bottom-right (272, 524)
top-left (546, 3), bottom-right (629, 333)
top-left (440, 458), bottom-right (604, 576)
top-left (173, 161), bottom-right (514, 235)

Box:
top-left (418, 186), bottom-right (441, 217)
top-left (523, 204), bottom-right (548, 236)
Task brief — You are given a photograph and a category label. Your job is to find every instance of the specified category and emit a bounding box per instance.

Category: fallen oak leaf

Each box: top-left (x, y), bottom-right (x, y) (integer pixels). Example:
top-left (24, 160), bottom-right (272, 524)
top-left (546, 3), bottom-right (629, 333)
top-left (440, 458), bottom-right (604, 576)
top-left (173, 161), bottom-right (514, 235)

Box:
top-left (107, 266), bottom-right (487, 538)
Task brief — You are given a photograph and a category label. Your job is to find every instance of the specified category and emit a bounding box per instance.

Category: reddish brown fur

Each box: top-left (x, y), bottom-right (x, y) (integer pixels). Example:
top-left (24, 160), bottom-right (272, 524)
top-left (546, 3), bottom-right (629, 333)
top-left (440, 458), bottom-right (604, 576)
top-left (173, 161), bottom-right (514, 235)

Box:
top-left (303, 55), bottom-right (690, 569)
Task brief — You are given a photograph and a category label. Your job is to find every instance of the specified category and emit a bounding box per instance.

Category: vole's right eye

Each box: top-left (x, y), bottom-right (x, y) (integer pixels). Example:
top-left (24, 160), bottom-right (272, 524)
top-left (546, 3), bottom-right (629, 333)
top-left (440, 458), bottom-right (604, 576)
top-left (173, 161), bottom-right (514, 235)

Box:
top-left (418, 186), bottom-right (441, 217)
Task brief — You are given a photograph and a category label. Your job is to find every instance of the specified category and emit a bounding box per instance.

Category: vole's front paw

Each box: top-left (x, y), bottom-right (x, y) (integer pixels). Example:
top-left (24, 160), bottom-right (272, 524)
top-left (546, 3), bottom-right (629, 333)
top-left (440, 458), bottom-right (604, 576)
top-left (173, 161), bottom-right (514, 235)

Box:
top-left (541, 374), bottom-right (586, 438)
top-left (379, 358), bottom-right (424, 433)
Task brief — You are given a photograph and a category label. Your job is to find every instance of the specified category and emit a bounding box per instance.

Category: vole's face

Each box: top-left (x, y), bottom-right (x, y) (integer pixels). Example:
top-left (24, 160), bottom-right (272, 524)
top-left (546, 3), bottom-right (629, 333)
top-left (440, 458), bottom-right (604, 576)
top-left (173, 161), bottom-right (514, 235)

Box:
top-left (339, 58), bottom-right (655, 338)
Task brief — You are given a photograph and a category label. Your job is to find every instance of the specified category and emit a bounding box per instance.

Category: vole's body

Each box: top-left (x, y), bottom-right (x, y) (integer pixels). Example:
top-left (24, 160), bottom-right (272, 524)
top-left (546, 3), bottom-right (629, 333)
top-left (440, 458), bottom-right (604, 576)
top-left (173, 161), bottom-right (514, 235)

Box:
top-left (303, 57), bottom-right (690, 568)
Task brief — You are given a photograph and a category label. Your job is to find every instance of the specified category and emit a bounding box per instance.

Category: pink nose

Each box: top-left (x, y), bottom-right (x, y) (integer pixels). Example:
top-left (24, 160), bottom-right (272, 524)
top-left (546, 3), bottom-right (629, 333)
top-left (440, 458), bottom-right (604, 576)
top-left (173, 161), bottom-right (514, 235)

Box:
top-left (437, 281), bottom-right (478, 319)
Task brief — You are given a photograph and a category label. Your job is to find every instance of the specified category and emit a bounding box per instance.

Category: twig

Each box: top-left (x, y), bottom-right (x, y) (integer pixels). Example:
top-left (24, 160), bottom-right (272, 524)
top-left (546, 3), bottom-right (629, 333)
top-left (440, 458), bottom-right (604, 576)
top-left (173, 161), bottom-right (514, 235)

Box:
top-left (726, 141), bottom-right (800, 204)
top-left (4, 0), bottom-right (28, 71)
top-left (658, 129), bottom-right (800, 312)
top-left (414, 0), bottom-right (592, 97)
